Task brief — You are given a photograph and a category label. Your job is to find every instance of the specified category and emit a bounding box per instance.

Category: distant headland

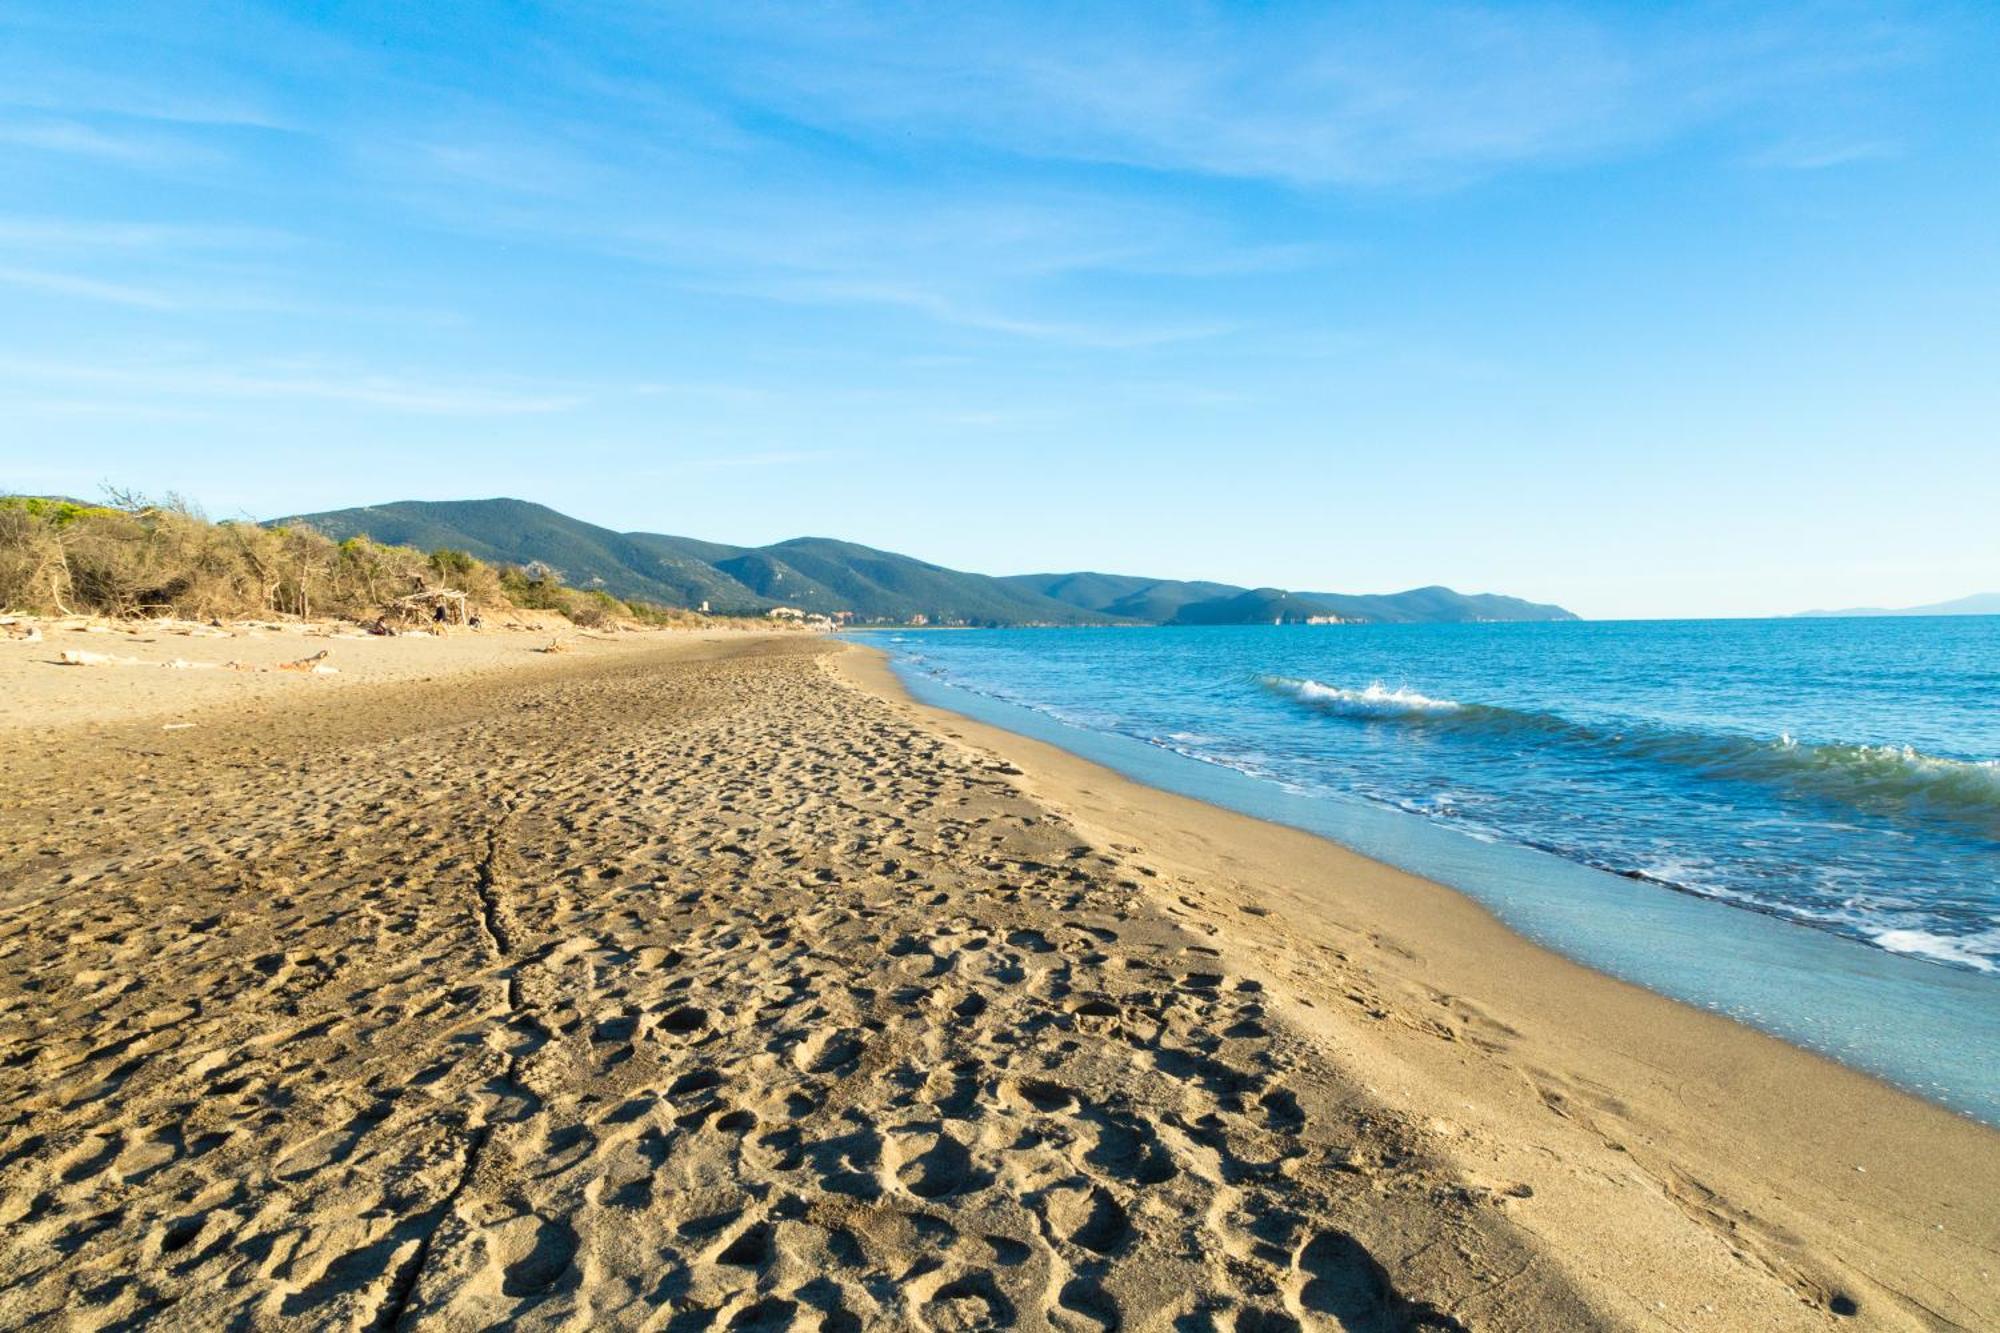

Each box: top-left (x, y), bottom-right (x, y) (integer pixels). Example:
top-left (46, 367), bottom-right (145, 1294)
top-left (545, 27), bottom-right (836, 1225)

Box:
top-left (1794, 592), bottom-right (2000, 619)
top-left (279, 496), bottom-right (1580, 628)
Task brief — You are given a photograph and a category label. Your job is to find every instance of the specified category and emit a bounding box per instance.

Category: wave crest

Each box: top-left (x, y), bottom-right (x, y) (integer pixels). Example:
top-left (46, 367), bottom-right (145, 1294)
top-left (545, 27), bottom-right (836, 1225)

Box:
top-left (1870, 928), bottom-right (2000, 974)
top-left (1264, 677), bottom-right (1461, 718)
top-left (1263, 677), bottom-right (2000, 831)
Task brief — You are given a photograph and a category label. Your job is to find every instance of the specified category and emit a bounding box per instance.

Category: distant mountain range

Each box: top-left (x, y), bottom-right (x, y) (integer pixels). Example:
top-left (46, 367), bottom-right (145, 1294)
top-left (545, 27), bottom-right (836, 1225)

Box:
top-left (1795, 592), bottom-right (2000, 618)
top-left (996, 575), bottom-right (1574, 626)
top-left (276, 498), bottom-right (1579, 627)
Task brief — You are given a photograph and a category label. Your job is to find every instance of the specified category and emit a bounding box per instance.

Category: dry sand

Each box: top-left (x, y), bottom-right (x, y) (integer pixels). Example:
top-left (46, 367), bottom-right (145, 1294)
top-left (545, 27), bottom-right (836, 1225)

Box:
top-left (0, 616), bottom-right (717, 734)
top-left (0, 631), bottom-right (1992, 1330)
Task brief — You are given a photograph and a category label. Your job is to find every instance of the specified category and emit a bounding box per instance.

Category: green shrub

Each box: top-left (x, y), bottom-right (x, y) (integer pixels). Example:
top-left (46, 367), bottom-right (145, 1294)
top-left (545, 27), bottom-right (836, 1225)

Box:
top-left (0, 490), bottom-right (652, 628)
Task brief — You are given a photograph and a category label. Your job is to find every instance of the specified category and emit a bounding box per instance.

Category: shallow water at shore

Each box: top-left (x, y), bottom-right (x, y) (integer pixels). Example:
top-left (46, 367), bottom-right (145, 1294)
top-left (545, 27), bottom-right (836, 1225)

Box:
top-left (864, 620), bottom-right (2000, 1122)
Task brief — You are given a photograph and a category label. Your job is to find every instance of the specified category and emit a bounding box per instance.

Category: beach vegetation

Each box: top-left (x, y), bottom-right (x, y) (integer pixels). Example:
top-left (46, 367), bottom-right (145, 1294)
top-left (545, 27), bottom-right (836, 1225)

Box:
top-left (0, 490), bottom-right (709, 628)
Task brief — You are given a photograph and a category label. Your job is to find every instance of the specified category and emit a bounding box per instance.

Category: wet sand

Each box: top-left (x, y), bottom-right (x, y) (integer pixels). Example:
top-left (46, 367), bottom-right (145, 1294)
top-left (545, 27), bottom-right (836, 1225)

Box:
top-left (0, 633), bottom-right (1991, 1329)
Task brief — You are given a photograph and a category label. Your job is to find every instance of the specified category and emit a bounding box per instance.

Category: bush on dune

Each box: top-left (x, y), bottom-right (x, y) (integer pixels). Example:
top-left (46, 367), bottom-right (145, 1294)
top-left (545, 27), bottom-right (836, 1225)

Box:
top-left (0, 491), bottom-right (697, 628)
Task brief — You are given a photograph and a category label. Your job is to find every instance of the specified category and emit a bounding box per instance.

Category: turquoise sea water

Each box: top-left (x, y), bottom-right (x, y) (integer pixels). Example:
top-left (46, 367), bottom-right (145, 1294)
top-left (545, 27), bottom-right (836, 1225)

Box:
top-left (859, 618), bottom-right (2000, 1122)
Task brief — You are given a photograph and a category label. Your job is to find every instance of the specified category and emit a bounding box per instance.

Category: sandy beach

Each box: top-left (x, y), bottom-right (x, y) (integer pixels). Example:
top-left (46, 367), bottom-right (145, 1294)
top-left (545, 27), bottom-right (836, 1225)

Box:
top-left (1, 630), bottom-right (1993, 1330)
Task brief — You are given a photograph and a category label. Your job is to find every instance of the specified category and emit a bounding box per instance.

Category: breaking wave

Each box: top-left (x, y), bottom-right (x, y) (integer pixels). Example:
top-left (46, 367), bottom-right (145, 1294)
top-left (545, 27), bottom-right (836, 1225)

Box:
top-left (1870, 928), bottom-right (2000, 974)
top-left (1264, 677), bottom-right (2000, 833)
top-left (1263, 678), bottom-right (1462, 718)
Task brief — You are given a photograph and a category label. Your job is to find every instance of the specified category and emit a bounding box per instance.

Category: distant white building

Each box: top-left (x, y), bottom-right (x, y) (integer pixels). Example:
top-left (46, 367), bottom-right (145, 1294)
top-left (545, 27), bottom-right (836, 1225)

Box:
top-left (765, 605), bottom-right (840, 631)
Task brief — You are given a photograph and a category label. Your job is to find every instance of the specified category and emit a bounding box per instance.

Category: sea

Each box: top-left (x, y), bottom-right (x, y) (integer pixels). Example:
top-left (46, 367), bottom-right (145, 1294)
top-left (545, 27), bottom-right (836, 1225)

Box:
top-left (859, 617), bottom-right (2000, 1123)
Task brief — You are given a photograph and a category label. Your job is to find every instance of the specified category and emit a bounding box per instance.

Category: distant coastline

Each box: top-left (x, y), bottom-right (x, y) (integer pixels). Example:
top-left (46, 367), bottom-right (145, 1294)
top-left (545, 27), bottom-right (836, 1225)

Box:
top-left (1795, 591), bottom-right (2000, 618)
top-left (277, 495), bottom-right (1580, 629)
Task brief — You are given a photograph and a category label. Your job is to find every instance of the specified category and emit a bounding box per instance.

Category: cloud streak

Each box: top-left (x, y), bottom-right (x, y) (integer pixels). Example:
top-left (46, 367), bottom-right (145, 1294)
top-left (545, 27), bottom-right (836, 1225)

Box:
top-left (0, 266), bottom-right (179, 308)
top-left (1747, 138), bottom-right (1900, 170)
top-left (2, 2), bottom-right (1930, 355)
top-left (0, 357), bottom-right (587, 416)
top-left (623, 1), bottom-right (1928, 189)
top-left (0, 218), bottom-right (295, 250)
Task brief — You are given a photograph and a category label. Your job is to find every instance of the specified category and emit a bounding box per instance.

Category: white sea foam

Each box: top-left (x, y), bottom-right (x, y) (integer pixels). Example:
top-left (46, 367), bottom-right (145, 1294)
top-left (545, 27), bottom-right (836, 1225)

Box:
top-left (1267, 678), bottom-right (1462, 718)
top-left (1270, 676), bottom-right (2000, 818)
top-left (1835, 744), bottom-right (2000, 790)
top-left (1870, 929), bottom-right (2000, 974)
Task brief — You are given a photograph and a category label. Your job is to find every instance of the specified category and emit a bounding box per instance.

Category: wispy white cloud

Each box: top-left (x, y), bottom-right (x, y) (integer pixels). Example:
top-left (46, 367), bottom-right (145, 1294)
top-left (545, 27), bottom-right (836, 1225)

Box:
top-left (1747, 138), bottom-right (1900, 170)
top-left (308, 0), bottom-right (1930, 350)
top-left (343, 150), bottom-right (1207, 342)
top-left (0, 357), bottom-right (586, 415)
top-left (17, 1), bottom-right (1915, 358)
top-left (0, 216), bottom-right (462, 322)
top-left (381, 133), bottom-right (616, 197)
top-left (717, 274), bottom-right (1230, 349)
top-left (624, 1), bottom-right (1928, 189)
top-left (0, 266), bottom-right (178, 308)
top-left (0, 261), bottom-right (452, 323)
top-left (0, 10), bottom-right (297, 133)
top-left (684, 449), bottom-right (836, 469)
top-left (0, 118), bottom-right (145, 160)
top-left (630, 380), bottom-right (774, 404)
top-left (0, 117), bottom-right (224, 168)
top-left (5, 397), bottom-right (216, 423)
top-left (378, 156), bottom-right (1270, 345)
top-left (0, 217), bottom-right (295, 250)
top-left (0, 1), bottom-right (1955, 405)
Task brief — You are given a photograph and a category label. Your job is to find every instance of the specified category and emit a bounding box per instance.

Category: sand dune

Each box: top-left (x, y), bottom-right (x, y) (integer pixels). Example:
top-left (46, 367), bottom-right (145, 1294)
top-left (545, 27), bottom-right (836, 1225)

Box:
top-left (0, 634), bottom-right (1991, 1330)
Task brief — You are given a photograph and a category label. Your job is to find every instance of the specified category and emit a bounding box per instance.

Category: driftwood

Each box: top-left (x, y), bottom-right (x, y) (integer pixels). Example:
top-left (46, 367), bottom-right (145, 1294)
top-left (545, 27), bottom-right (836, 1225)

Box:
top-left (391, 588), bottom-right (472, 626)
top-left (56, 648), bottom-right (337, 675)
top-left (276, 650), bottom-right (334, 673)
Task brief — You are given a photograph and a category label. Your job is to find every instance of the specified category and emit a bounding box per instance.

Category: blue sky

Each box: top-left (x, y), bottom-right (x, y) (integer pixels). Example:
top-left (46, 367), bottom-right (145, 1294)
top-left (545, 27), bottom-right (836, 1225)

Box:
top-left (2, 1), bottom-right (1996, 618)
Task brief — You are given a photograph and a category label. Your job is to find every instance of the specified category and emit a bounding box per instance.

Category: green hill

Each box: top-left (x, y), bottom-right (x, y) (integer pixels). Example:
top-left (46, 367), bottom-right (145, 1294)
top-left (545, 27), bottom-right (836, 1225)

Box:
top-left (1010, 573), bottom-right (1576, 625)
top-left (277, 498), bottom-right (1579, 626)
top-left (726, 539), bottom-right (1101, 625)
top-left (1795, 592), bottom-right (2000, 618)
top-left (1169, 588), bottom-right (1346, 625)
top-left (276, 499), bottom-right (1115, 625)
top-left (999, 572), bottom-right (1244, 623)
top-left (1296, 585), bottom-right (1578, 624)
top-left (279, 498), bottom-right (767, 611)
